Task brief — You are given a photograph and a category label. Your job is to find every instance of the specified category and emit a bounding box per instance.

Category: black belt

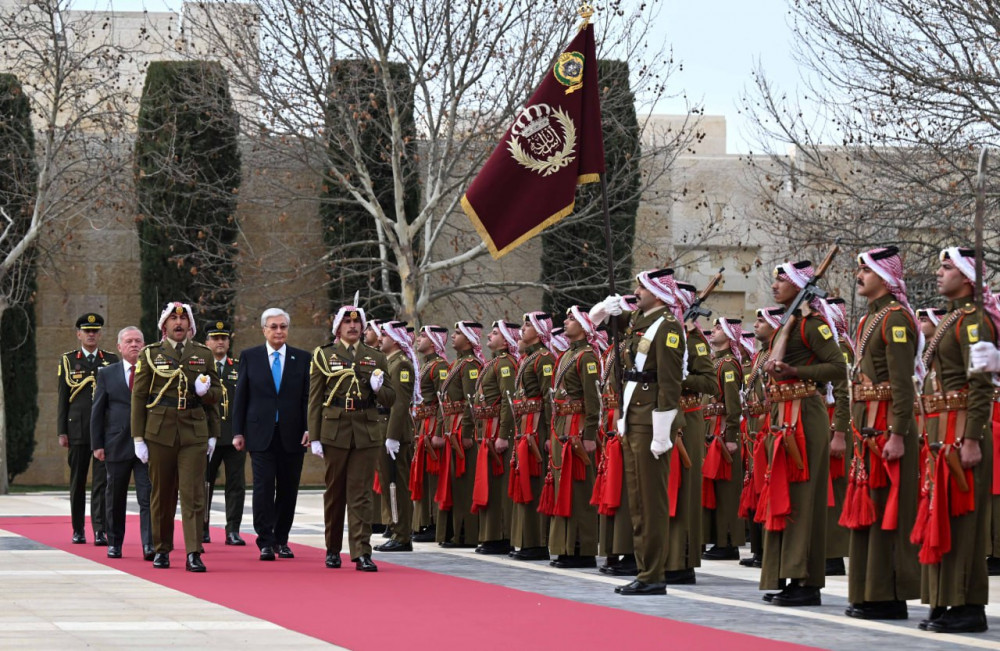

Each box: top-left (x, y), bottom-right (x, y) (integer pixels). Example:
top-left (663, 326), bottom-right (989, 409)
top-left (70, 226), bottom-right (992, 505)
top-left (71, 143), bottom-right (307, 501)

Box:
top-left (623, 370), bottom-right (657, 383)
top-left (152, 395), bottom-right (202, 410)
top-left (328, 396), bottom-right (378, 411)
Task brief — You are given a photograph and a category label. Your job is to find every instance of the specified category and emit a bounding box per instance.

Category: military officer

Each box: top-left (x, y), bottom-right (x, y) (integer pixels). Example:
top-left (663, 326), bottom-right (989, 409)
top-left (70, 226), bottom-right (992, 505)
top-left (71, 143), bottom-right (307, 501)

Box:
top-left (822, 297), bottom-right (853, 577)
top-left (132, 302), bottom-right (222, 572)
top-left (760, 261), bottom-right (847, 606)
top-left (509, 312), bottom-right (556, 561)
top-left (911, 246), bottom-right (996, 633)
top-left (843, 246), bottom-right (920, 620)
top-left (471, 320), bottom-right (520, 554)
top-left (309, 304), bottom-right (395, 571)
top-left (364, 319), bottom-right (387, 535)
top-left (411, 325), bottom-right (449, 542)
top-left (202, 320), bottom-right (246, 546)
top-left (59, 312), bottom-right (118, 545)
top-left (374, 320), bottom-right (418, 552)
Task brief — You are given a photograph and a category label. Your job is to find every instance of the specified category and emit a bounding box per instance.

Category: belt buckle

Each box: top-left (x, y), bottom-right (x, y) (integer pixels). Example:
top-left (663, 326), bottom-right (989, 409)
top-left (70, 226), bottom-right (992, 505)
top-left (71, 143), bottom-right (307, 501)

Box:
top-left (177, 395), bottom-right (187, 411)
top-left (345, 397), bottom-right (355, 411)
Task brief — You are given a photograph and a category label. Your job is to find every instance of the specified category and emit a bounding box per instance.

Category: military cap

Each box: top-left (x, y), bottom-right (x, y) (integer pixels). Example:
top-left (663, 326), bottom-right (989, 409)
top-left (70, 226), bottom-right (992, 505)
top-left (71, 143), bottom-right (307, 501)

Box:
top-left (205, 320), bottom-right (232, 337)
top-left (76, 313), bottom-right (105, 331)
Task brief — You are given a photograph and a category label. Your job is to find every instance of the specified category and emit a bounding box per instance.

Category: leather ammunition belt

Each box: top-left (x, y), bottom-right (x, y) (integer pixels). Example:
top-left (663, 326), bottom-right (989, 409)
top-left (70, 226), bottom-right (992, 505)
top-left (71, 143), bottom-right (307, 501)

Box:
top-left (152, 395), bottom-right (201, 410)
top-left (473, 403), bottom-right (501, 420)
top-left (514, 398), bottom-right (543, 416)
top-left (851, 382), bottom-right (892, 402)
top-left (328, 396), bottom-right (377, 411)
top-left (703, 402), bottom-right (726, 417)
top-left (555, 400), bottom-right (585, 416)
top-left (921, 390), bottom-right (968, 414)
top-left (441, 400), bottom-right (466, 416)
top-left (623, 369), bottom-right (657, 383)
top-left (679, 394), bottom-right (702, 410)
top-left (767, 381), bottom-right (818, 403)
top-left (602, 393), bottom-right (619, 410)
top-left (414, 405), bottom-right (437, 419)
top-left (747, 402), bottom-right (768, 417)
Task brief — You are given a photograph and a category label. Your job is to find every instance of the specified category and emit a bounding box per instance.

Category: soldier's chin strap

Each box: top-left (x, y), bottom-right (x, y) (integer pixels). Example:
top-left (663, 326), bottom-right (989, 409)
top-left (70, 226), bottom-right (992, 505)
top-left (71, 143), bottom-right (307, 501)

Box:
top-left (141, 348), bottom-right (190, 409)
top-left (312, 347), bottom-right (362, 407)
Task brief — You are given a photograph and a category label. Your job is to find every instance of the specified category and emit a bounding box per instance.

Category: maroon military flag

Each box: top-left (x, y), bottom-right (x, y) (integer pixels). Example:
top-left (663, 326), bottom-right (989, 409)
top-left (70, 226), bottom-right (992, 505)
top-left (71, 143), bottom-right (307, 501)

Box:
top-left (461, 15), bottom-right (606, 259)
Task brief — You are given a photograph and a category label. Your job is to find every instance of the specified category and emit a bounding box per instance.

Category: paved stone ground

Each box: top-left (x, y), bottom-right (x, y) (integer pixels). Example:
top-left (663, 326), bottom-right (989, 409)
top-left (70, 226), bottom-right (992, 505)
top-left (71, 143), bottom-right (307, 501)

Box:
top-left (3, 489), bottom-right (1000, 650)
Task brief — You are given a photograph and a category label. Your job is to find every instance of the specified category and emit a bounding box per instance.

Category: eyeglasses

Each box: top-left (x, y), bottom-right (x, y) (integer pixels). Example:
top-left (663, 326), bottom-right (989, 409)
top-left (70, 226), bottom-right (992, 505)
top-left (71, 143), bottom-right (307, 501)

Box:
top-left (266, 323), bottom-right (289, 330)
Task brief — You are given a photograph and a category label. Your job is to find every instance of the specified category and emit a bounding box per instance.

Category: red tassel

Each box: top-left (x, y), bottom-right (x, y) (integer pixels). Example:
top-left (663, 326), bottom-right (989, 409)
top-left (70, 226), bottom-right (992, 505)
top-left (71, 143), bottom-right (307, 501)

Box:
top-left (882, 458), bottom-right (900, 530)
top-left (738, 470), bottom-right (755, 519)
top-left (373, 471), bottom-right (381, 495)
top-left (409, 437), bottom-right (426, 501)
top-left (434, 444), bottom-right (453, 512)
top-left (471, 440), bottom-right (490, 513)
top-left (537, 470), bottom-right (555, 516)
top-left (599, 436), bottom-right (624, 516)
top-left (553, 442), bottom-right (575, 518)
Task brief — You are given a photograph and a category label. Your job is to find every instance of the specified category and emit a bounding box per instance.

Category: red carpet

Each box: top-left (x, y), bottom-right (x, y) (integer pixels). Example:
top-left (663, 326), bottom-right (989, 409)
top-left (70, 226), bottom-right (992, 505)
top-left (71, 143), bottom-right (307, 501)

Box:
top-left (1, 516), bottom-right (818, 650)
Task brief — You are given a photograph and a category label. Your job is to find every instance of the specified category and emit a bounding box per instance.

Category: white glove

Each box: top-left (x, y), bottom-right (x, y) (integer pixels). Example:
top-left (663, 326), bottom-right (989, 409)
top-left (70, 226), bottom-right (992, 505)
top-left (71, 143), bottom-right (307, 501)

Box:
top-left (970, 341), bottom-right (1000, 372)
top-left (207, 437), bottom-right (217, 460)
top-left (650, 409), bottom-right (677, 459)
top-left (369, 369), bottom-right (384, 392)
top-left (310, 440), bottom-right (324, 458)
top-left (588, 294), bottom-right (623, 325)
top-left (133, 440), bottom-right (149, 464)
top-left (385, 438), bottom-right (400, 460)
top-left (194, 374), bottom-right (211, 397)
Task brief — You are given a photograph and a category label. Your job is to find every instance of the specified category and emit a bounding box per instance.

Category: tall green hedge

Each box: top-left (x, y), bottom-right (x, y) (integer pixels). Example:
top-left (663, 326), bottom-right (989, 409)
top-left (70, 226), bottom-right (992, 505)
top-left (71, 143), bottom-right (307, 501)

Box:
top-left (0, 73), bottom-right (39, 483)
top-left (322, 59), bottom-right (420, 320)
top-left (541, 59), bottom-right (640, 317)
top-left (135, 61), bottom-right (241, 341)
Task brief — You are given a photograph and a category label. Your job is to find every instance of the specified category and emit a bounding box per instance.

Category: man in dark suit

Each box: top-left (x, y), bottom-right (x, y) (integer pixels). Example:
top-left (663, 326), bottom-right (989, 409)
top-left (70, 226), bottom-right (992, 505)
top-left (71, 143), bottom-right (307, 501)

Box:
top-left (232, 308), bottom-right (310, 561)
top-left (91, 326), bottom-right (153, 561)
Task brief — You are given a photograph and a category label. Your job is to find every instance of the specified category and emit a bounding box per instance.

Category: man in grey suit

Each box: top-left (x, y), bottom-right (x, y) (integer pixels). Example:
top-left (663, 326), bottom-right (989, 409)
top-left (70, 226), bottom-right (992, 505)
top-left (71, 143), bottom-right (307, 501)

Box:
top-left (91, 326), bottom-right (153, 560)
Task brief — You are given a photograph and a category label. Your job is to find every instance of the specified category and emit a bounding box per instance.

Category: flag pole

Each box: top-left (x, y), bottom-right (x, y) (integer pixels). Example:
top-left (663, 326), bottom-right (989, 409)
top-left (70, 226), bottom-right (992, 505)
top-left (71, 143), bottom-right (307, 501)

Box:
top-left (599, 173), bottom-right (623, 396)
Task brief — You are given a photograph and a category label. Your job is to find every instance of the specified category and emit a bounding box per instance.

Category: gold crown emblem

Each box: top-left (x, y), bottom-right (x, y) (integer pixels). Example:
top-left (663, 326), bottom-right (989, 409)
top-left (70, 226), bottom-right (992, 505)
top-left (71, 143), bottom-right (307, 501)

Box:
top-left (174, 306), bottom-right (184, 315)
top-left (216, 321), bottom-right (224, 329)
top-left (87, 315), bottom-right (96, 323)
top-left (349, 310), bottom-right (358, 319)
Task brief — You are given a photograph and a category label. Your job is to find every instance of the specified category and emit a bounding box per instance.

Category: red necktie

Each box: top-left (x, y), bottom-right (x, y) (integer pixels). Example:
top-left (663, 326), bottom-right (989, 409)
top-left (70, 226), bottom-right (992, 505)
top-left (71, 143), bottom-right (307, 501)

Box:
top-left (128, 365), bottom-right (134, 392)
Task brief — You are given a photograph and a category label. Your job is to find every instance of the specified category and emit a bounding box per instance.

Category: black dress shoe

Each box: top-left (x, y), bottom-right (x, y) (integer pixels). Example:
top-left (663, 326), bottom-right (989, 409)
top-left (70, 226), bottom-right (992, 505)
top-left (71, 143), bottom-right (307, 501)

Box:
top-left (702, 545), bottom-right (739, 560)
top-left (664, 568), bottom-right (696, 585)
top-left (374, 539), bottom-right (413, 552)
top-left (152, 552), bottom-right (170, 569)
top-left (412, 529), bottom-right (436, 543)
top-left (94, 531), bottom-right (108, 547)
top-left (615, 579), bottom-right (667, 595)
top-left (512, 546), bottom-right (550, 561)
top-left (762, 579), bottom-right (789, 602)
top-left (259, 546), bottom-right (276, 561)
top-left (550, 555), bottom-right (597, 569)
top-left (739, 553), bottom-right (762, 568)
top-left (371, 523), bottom-right (387, 534)
top-left (439, 540), bottom-right (476, 548)
top-left (926, 605), bottom-right (988, 634)
top-left (988, 556), bottom-right (1000, 576)
top-left (608, 561), bottom-right (639, 577)
top-left (143, 545), bottom-right (155, 562)
top-left (106, 546), bottom-right (122, 559)
top-left (825, 557), bottom-right (846, 576)
top-left (382, 529), bottom-right (393, 539)
top-left (325, 553), bottom-right (342, 568)
top-left (202, 530), bottom-right (211, 544)
top-left (771, 584), bottom-right (821, 607)
top-left (475, 540), bottom-right (512, 555)
top-left (225, 532), bottom-right (246, 546)
top-left (354, 554), bottom-right (378, 572)
top-left (918, 606), bottom-right (947, 631)
top-left (71, 531), bottom-right (86, 544)
top-left (186, 552), bottom-right (206, 572)
top-left (277, 545), bottom-right (294, 559)
top-left (845, 600), bottom-right (907, 620)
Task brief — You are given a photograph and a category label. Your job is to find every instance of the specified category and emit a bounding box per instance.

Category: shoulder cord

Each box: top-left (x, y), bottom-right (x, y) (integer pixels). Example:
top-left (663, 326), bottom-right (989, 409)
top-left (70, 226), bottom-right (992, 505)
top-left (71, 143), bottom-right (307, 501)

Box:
top-left (312, 347), bottom-right (361, 407)
top-left (61, 356), bottom-right (97, 402)
top-left (142, 347), bottom-right (190, 409)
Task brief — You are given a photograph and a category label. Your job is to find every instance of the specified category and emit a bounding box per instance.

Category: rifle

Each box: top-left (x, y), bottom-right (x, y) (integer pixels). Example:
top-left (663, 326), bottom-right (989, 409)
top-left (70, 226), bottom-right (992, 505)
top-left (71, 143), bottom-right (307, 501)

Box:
top-left (683, 267), bottom-right (725, 326)
top-left (469, 393), bottom-right (503, 468)
top-left (930, 442), bottom-right (969, 493)
top-left (436, 390), bottom-right (465, 462)
top-left (970, 146), bottom-right (988, 375)
top-left (767, 243), bottom-right (840, 368)
top-left (674, 432), bottom-right (692, 468)
top-left (506, 390), bottom-right (542, 462)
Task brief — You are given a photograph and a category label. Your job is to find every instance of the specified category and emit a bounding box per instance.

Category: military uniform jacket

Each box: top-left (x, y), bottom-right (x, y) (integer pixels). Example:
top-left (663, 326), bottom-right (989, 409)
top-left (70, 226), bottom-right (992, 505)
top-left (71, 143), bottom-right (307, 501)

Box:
top-left (58, 348), bottom-right (119, 444)
top-left (131, 340), bottom-right (222, 446)
top-left (615, 306), bottom-right (685, 430)
top-left (442, 352), bottom-right (481, 441)
top-left (772, 313), bottom-right (846, 392)
top-left (745, 349), bottom-right (771, 435)
top-left (831, 341), bottom-right (853, 433)
top-left (213, 355), bottom-right (239, 445)
top-left (475, 351), bottom-right (517, 441)
top-left (517, 343), bottom-right (555, 436)
top-left (711, 350), bottom-right (743, 443)
top-left (682, 329), bottom-right (719, 398)
top-left (386, 351), bottom-right (415, 444)
top-left (308, 340), bottom-right (396, 450)
top-left (553, 339), bottom-right (600, 441)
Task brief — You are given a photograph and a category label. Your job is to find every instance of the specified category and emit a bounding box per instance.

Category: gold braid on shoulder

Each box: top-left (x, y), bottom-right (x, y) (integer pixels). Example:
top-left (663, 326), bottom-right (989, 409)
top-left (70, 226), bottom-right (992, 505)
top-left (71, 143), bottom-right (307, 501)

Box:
top-left (61, 356), bottom-right (97, 402)
top-left (142, 347), bottom-right (190, 408)
top-left (312, 347), bottom-right (362, 407)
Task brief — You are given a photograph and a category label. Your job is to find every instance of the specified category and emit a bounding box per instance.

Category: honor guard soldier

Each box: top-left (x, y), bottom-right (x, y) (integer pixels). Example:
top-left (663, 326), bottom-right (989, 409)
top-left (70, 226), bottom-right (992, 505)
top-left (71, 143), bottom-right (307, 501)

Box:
top-left (842, 246), bottom-right (920, 620)
top-left (435, 321), bottom-right (483, 547)
top-left (509, 312), bottom-right (556, 561)
top-left (374, 321), bottom-right (418, 552)
top-left (471, 320), bottom-right (520, 555)
top-left (760, 261), bottom-right (847, 606)
top-left (309, 304), bottom-right (395, 572)
top-left (411, 325), bottom-right (449, 542)
top-left (59, 312), bottom-right (118, 545)
top-left (821, 297), bottom-right (853, 577)
top-left (363, 319), bottom-right (388, 535)
top-left (703, 317), bottom-right (746, 561)
top-left (132, 303), bottom-right (222, 572)
top-left (917, 308), bottom-right (946, 341)
top-left (911, 247), bottom-right (997, 633)
top-left (202, 320), bottom-right (246, 546)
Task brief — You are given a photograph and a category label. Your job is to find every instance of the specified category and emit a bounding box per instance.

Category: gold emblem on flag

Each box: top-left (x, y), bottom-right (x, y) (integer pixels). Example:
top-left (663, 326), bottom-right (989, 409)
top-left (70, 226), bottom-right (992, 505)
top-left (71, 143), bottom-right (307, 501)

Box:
top-left (508, 103), bottom-right (577, 177)
top-left (553, 52), bottom-right (584, 94)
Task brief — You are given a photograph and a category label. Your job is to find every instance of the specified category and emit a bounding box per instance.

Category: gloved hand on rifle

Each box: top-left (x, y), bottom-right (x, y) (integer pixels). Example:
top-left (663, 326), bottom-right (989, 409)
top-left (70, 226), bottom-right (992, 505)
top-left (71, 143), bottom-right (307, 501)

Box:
top-left (650, 409), bottom-right (676, 459)
top-left (588, 294), bottom-right (623, 325)
top-left (970, 341), bottom-right (1000, 373)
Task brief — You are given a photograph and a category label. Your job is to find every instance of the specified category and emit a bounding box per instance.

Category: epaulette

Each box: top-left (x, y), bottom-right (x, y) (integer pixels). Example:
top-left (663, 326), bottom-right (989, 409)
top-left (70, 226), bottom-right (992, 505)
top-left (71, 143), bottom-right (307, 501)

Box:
top-left (62, 350), bottom-right (76, 357)
top-left (361, 342), bottom-right (379, 353)
top-left (665, 313), bottom-right (677, 322)
top-left (962, 303), bottom-right (976, 314)
top-left (189, 341), bottom-right (212, 351)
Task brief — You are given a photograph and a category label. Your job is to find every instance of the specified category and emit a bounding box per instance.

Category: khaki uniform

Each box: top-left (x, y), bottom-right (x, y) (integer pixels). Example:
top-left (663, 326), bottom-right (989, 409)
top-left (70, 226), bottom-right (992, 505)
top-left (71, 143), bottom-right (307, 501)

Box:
top-left (510, 343), bottom-right (554, 551)
top-left (376, 351), bottom-right (415, 543)
top-left (760, 313), bottom-right (846, 590)
top-left (436, 352), bottom-right (481, 545)
top-left (826, 341), bottom-right (853, 560)
top-left (703, 350), bottom-right (745, 547)
top-left (613, 307), bottom-right (685, 584)
top-left (412, 353), bottom-right (447, 532)
top-left (472, 351), bottom-right (517, 543)
top-left (204, 355), bottom-right (246, 537)
top-left (549, 338), bottom-right (601, 558)
top-left (848, 294), bottom-right (920, 603)
top-left (919, 299), bottom-right (994, 608)
top-left (132, 339), bottom-right (222, 554)
top-left (309, 341), bottom-right (395, 559)
top-left (668, 330), bottom-right (715, 572)
top-left (59, 348), bottom-right (118, 537)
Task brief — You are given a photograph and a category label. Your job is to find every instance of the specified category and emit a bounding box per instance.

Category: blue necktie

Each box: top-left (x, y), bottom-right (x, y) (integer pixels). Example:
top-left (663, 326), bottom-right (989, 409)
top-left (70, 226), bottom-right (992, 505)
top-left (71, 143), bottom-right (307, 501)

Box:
top-left (271, 351), bottom-right (281, 422)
